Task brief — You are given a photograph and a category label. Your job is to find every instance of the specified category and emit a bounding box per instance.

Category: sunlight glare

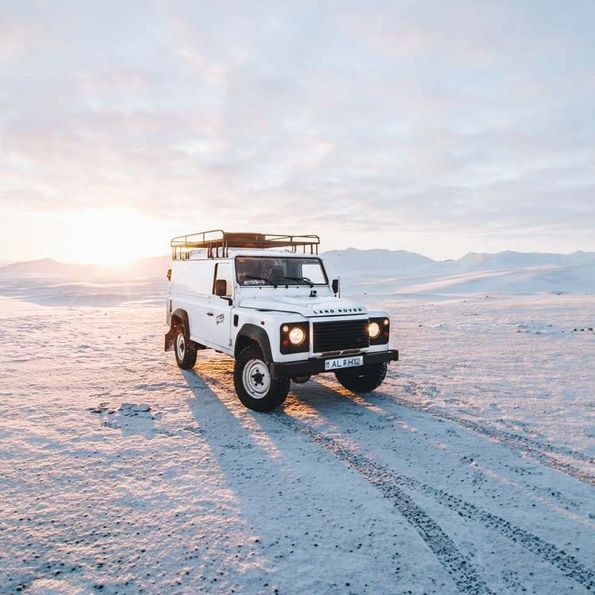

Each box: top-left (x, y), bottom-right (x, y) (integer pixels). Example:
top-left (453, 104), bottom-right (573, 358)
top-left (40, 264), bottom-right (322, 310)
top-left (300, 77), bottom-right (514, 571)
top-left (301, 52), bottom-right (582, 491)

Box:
top-left (67, 208), bottom-right (167, 266)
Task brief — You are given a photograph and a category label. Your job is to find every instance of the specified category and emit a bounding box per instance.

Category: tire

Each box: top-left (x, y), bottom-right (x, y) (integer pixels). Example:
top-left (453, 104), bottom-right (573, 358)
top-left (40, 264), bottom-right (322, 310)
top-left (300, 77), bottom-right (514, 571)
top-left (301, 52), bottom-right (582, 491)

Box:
top-left (234, 345), bottom-right (289, 412)
top-left (173, 321), bottom-right (197, 370)
top-left (335, 362), bottom-right (387, 393)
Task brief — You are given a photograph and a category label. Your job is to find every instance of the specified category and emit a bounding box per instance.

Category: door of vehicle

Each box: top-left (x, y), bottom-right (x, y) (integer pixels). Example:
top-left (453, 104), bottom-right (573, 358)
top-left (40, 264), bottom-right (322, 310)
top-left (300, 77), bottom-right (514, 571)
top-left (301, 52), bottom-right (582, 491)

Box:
top-left (207, 261), bottom-right (234, 352)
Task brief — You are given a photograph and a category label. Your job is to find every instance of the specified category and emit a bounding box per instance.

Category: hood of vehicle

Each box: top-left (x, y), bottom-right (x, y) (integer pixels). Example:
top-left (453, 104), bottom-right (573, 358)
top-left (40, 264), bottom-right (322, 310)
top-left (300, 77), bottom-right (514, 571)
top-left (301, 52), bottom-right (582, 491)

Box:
top-left (237, 295), bottom-right (368, 318)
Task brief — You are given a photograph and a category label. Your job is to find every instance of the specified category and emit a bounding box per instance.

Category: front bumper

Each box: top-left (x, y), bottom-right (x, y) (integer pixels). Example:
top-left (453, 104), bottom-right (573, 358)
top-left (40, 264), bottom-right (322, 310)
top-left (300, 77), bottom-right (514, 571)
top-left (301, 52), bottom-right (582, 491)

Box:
top-left (270, 349), bottom-right (399, 378)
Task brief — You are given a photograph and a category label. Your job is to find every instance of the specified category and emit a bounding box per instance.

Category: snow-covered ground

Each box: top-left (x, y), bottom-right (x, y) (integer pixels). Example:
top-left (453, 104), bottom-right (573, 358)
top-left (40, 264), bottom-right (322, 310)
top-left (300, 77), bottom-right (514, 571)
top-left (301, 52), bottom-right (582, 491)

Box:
top-left (0, 293), bottom-right (593, 594)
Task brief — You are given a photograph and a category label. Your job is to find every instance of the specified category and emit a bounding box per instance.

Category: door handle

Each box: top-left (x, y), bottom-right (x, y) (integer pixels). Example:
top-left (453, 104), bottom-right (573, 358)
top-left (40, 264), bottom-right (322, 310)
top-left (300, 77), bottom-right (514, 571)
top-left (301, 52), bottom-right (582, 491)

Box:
top-left (206, 312), bottom-right (214, 316)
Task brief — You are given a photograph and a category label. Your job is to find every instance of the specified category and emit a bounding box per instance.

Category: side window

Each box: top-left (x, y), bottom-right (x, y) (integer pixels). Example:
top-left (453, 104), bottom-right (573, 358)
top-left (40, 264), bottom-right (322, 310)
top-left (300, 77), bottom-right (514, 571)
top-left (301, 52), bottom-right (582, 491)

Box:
top-left (213, 262), bottom-right (233, 297)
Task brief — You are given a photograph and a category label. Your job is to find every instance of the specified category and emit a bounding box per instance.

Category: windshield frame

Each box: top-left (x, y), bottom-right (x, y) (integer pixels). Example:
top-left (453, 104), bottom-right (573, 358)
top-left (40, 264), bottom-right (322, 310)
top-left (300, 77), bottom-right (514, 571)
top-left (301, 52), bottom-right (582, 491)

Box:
top-left (234, 255), bottom-right (329, 287)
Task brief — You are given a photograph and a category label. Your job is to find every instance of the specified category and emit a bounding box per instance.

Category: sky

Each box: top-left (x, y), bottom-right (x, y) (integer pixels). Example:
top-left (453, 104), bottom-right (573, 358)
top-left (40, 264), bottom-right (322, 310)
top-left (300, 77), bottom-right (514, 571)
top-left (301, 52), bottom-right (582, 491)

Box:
top-left (0, 0), bottom-right (594, 264)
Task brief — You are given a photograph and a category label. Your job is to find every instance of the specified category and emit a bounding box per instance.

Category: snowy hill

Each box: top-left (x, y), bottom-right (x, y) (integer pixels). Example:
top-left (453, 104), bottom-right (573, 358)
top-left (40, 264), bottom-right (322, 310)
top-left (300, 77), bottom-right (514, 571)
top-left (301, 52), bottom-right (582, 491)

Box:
top-left (323, 248), bottom-right (436, 275)
top-left (447, 250), bottom-right (595, 273)
top-left (0, 256), bottom-right (170, 306)
top-left (0, 256), bottom-right (170, 279)
top-left (0, 257), bottom-right (90, 276)
top-left (325, 249), bottom-right (595, 297)
top-left (0, 250), bottom-right (593, 305)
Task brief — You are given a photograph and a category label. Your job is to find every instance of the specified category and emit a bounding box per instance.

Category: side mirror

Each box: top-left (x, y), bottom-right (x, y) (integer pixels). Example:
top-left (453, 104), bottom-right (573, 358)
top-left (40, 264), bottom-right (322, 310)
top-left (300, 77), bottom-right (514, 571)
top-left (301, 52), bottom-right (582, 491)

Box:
top-left (214, 279), bottom-right (228, 297)
top-left (332, 278), bottom-right (340, 295)
top-left (166, 268), bottom-right (172, 281)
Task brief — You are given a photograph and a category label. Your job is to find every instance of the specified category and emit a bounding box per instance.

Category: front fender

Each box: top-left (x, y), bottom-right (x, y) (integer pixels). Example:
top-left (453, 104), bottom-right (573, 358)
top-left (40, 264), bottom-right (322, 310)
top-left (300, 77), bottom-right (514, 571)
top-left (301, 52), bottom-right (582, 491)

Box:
top-left (235, 323), bottom-right (273, 362)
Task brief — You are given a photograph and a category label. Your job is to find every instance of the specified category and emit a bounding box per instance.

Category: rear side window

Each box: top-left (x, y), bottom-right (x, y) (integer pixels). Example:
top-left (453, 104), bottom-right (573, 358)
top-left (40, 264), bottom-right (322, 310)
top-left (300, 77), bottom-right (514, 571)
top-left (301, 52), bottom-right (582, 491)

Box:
top-left (213, 262), bottom-right (233, 296)
top-left (172, 260), bottom-right (215, 296)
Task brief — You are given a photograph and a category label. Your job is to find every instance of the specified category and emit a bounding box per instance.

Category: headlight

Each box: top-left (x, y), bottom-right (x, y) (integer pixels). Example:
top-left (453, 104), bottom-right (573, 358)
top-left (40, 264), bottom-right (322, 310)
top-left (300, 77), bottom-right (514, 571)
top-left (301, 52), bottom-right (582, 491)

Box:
top-left (280, 322), bottom-right (309, 354)
top-left (289, 326), bottom-right (306, 345)
top-left (369, 317), bottom-right (390, 345)
top-left (368, 321), bottom-right (381, 338)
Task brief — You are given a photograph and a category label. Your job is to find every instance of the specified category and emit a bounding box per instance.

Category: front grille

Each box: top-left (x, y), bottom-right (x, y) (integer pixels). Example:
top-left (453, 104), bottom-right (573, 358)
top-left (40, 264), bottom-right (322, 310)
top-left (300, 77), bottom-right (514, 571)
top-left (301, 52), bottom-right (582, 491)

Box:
top-left (313, 319), bottom-right (369, 353)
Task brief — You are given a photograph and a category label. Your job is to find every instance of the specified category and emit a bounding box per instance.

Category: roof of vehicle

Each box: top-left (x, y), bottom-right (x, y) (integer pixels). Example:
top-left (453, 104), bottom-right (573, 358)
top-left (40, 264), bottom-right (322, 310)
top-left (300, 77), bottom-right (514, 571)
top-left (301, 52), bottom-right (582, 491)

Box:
top-left (171, 230), bottom-right (320, 260)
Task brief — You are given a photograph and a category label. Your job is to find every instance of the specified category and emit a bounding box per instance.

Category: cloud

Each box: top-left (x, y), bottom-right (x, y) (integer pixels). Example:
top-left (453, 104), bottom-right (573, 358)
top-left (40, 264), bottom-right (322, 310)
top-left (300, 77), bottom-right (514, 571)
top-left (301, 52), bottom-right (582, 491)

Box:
top-left (0, 0), bottom-right (594, 259)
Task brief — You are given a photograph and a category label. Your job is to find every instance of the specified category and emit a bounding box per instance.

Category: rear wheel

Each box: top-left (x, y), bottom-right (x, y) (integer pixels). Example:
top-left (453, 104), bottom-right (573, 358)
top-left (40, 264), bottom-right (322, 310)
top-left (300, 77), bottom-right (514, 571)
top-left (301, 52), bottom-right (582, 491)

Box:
top-left (234, 345), bottom-right (289, 412)
top-left (174, 321), bottom-right (197, 370)
top-left (335, 362), bottom-right (387, 393)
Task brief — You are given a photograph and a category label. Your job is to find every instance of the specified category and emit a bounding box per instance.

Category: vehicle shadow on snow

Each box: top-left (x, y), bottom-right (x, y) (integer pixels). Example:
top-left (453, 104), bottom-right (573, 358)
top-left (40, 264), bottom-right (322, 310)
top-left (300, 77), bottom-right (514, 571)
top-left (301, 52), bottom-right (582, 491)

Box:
top-left (182, 347), bottom-right (487, 472)
top-left (180, 366), bottom-right (301, 586)
top-left (178, 366), bottom-right (353, 562)
top-left (181, 357), bottom-right (466, 474)
top-left (178, 362), bottom-right (419, 591)
top-left (182, 358), bottom-right (407, 470)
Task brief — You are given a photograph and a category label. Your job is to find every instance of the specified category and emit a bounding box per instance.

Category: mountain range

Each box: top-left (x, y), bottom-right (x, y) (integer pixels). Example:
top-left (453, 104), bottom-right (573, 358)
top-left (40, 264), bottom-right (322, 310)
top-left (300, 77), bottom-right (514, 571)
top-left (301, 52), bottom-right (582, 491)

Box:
top-left (321, 249), bottom-right (595, 296)
top-left (0, 249), bottom-right (594, 303)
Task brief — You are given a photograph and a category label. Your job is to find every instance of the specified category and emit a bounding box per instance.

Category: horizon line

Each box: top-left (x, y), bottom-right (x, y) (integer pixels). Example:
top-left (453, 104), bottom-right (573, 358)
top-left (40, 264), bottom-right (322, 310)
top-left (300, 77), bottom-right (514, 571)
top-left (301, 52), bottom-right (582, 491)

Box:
top-left (2, 247), bottom-right (594, 269)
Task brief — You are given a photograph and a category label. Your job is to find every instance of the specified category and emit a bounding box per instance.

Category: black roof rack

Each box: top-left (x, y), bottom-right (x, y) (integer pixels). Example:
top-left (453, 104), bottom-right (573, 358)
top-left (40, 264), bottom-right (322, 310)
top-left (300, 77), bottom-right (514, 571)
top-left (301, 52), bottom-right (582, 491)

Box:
top-left (171, 230), bottom-right (320, 260)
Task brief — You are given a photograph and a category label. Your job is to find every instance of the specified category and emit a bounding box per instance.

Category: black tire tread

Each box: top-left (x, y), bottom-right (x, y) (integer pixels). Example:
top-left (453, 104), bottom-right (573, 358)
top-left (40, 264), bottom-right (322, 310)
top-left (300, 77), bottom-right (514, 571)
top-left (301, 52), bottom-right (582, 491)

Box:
top-left (174, 321), bottom-right (197, 370)
top-left (335, 362), bottom-right (387, 393)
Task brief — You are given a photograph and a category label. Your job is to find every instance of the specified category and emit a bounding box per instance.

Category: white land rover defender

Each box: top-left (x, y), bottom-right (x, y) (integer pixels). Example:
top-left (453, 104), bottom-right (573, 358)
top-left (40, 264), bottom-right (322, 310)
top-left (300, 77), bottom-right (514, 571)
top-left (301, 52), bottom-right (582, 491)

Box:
top-left (165, 231), bottom-right (398, 411)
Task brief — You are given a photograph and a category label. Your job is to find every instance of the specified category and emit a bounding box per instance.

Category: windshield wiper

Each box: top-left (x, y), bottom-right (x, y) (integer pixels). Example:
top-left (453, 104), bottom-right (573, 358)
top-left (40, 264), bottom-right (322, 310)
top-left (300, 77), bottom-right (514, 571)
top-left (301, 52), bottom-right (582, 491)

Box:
top-left (243, 274), bottom-right (315, 288)
top-left (273, 276), bottom-right (314, 288)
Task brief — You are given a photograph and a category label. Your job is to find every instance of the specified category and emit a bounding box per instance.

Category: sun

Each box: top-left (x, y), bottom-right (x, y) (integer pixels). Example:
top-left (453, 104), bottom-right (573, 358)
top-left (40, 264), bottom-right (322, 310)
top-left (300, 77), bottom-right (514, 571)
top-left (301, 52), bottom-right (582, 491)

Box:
top-left (66, 208), bottom-right (167, 266)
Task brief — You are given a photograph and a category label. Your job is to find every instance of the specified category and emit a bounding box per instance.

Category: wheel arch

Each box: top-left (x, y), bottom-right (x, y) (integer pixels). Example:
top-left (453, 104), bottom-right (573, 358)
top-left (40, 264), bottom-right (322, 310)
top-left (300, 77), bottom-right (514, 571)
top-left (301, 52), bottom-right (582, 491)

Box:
top-left (164, 308), bottom-right (190, 351)
top-left (171, 308), bottom-right (190, 332)
top-left (234, 323), bottom-right (273, 362)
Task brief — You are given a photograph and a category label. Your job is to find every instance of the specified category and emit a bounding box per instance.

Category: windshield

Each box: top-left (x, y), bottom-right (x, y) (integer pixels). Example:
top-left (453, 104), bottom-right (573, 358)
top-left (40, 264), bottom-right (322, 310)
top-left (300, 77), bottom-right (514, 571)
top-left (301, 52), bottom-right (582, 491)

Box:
top-left (235, 256), bottom-right (328, 287)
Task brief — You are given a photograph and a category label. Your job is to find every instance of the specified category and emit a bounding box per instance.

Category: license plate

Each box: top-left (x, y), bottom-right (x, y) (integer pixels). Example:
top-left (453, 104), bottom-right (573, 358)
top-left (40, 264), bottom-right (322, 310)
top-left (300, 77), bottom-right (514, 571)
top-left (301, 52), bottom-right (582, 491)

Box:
top-left (324, 355), bottom-right (364, 371)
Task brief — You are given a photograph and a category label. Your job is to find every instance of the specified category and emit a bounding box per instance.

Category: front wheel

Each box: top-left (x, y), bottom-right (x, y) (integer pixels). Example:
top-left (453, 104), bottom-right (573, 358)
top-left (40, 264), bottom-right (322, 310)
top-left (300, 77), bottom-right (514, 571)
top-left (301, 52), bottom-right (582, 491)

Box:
top-left (335, 362), bottom-right (387, 393)
top-left (234, 345), bottom-right (289, 412)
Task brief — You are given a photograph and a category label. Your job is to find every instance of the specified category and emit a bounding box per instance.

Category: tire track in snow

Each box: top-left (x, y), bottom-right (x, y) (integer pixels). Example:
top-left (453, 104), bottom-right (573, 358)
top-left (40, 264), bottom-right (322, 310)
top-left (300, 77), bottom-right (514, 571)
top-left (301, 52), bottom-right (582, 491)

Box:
top-left (378, 376), bottom-right (594, 486)
top-left (274, 413), bottom-right (595, 591)
top-left (396, 378), bottom-right (593, 462)
top-left (406, 478), bottom-right (595, 590)
top-left (273, 414), bottom-right (493, 595)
